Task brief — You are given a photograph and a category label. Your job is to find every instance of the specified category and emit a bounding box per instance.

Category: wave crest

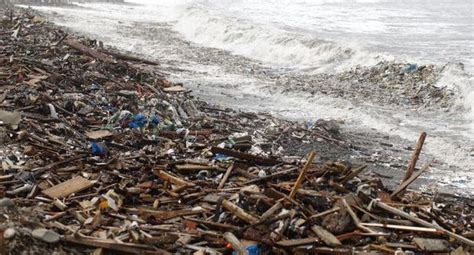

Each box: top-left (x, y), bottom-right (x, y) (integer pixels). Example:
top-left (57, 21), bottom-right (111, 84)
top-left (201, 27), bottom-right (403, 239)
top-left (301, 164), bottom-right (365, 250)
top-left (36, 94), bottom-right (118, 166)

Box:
top-left (172, 4), bottom-right (384, 72)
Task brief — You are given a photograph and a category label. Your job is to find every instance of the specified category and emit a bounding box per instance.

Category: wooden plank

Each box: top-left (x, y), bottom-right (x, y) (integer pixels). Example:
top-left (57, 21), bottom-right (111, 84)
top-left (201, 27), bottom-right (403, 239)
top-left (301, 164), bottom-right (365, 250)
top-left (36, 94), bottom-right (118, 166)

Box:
top-left (42, 176), bottom-right (93, 199)
top-left (85, 130), bottom-right (113, 139)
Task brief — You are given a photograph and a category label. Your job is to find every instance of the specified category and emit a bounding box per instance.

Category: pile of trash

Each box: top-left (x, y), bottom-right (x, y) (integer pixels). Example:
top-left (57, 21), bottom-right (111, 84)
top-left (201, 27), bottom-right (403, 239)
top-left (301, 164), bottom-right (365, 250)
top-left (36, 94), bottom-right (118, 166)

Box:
top-left (0, 7), bottom-right (472, 255)
top-left (340, 61), bottom-right (453, 107)
top-left (279, 60), bottom-right (455, 110)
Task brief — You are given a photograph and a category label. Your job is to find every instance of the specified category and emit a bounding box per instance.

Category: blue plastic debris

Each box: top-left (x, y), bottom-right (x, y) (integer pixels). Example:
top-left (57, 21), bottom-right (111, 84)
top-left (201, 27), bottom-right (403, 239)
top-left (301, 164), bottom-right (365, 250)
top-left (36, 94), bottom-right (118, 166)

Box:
top-left (128, 113), bottom-right (148, 128)
top-left (402, 64), bottom-right (417, 73)
top-left (232, 245), bottom-right (261, 255)
top-left (91, 142), bottom-right (107, 156)
top-left (150, 115), bottom-right (161, 127)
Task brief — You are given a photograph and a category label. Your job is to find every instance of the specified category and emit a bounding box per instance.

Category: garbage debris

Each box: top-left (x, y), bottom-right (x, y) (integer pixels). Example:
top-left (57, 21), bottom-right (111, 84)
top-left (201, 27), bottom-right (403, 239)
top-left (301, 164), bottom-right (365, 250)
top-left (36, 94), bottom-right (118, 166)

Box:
top-left (0, 6), bottom-right (472, 255)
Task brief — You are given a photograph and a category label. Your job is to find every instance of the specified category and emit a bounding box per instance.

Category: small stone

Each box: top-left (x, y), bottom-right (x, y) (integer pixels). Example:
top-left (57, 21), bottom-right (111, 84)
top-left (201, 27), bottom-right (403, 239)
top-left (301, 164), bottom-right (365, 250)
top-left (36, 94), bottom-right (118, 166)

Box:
top-left (32, 228), bottom-right (60, 243)
top-left (3, 228), bottom-right (16, 239)
top-left (0, 198), bottom-right (14, 208)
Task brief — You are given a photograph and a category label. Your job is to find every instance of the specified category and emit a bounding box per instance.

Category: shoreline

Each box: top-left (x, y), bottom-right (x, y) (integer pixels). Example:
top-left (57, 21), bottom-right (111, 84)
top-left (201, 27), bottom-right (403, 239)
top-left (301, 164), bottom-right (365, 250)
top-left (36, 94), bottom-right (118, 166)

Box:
top-left (1, 5), bottom-right (473, 254)
top-left (26, 0), bottom-right (474, 195)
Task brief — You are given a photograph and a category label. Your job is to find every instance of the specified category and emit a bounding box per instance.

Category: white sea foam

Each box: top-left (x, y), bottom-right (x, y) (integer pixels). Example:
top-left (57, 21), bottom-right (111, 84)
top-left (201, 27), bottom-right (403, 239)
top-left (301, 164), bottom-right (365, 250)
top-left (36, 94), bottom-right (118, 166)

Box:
top-left (436, 63), bottom-right (474, 135)
top-left (172, 4), bottom-right (385, 73)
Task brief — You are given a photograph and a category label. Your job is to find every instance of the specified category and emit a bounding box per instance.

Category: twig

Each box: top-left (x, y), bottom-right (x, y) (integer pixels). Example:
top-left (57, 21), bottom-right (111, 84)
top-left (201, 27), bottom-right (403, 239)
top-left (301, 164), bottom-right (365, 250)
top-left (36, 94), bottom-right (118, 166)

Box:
top-left (391, 159), bottom-right (433, 198)
top-left (289, 151), bottom-right (316, 198)
top-left (222, 199), bottom-right (259, 224)
top-left (218, 163), bottom-right (234, 189)
top-left (340, 165), bottom-right (367, 184)
top-left (403, 132), bottom-right (426, 181)
top-left (372, 200), bottom-right (474, 247)
top-left (342, 199), bottom-right (376, 234)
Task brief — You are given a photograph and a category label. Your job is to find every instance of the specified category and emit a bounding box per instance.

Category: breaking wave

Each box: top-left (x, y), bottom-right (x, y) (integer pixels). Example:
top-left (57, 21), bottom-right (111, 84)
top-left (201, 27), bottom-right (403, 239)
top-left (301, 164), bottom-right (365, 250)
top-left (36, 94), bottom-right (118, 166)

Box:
top-left (172, 4), bottom-right (386, 72)
top-left (172, 3), bottom-right (474, 131)
top-left (436, 64), bottom-right (474, 134)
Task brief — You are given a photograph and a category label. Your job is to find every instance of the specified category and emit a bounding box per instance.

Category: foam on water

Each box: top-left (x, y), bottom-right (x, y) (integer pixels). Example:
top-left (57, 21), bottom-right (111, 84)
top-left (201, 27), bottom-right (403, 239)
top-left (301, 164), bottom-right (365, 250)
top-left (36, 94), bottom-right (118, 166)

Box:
top-left (172, 4), bottom-right (385, 72)
top-left (435, 63), bottom-right (474, 135)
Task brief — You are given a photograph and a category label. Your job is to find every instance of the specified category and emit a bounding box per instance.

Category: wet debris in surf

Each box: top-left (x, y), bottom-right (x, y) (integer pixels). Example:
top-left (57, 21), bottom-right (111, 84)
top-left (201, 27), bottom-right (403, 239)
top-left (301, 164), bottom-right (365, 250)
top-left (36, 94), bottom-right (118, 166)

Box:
top-left (0, 7), bottom-right (472, 255)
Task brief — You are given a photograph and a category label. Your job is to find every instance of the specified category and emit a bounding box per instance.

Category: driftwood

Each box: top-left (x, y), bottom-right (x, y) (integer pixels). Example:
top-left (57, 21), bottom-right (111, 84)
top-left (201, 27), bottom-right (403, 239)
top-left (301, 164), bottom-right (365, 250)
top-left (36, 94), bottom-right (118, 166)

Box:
top-left (218, 163), bottom-right (234, 189)
top-left (156, 170), bottom-right (195, 188)
top-left (289, 152), bottom-right (316, 198)
top-left (42, 176), bottom-right (93, 199)
top-left (403, 132), bottom-right (426, 181)
top-left (64, 39), bottom-right (116, 63)
top-left (222, 199), bottom-right (259, 224)
top-left (99, 48), bottom-right (159, 65)
top-left (0, 8), bottom-right (471, 255)
top-left (391, 159), bottom-right (432, 198)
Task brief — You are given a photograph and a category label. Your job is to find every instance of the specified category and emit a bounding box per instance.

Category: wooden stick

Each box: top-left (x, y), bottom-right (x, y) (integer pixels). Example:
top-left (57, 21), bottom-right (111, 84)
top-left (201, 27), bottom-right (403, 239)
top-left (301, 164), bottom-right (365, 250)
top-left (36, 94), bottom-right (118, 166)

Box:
top-left (340, 165), bottom-right (367, 184)
top-left (373, 200), bottom-right (474, 247)
top-left (391, 159), bottom-right (432, 198)
top-left (259, 201), bottom-right (283, 222)
top-left (218, 163), bottom-right (234, 189)
top-left (184, 217), bottom-right (239, 231)
top-left (64, 39), bottom-right (116, 63)
top-left (342, 199), bottom-right (376, 234)
top-left (156, 170), bottom-right (195, 187)
top-left (308, 207), bottom-right (340, 219)
top-left (289, 152), bottom-right (316, 198)
top-left (222, 199), bottom-right (259, 224)
top-left (242, 167), bottom-right (298, 185)
top-left (360, 223), bottom-right (438, 233)
top-left (403, 132), bottom-right (426, 182)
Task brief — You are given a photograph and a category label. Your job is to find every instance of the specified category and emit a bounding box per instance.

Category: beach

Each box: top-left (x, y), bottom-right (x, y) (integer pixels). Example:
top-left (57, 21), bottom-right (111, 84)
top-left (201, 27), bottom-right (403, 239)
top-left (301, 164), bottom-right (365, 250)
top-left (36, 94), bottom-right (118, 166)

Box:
top-left (0, 1), bottom-right (473, 254)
